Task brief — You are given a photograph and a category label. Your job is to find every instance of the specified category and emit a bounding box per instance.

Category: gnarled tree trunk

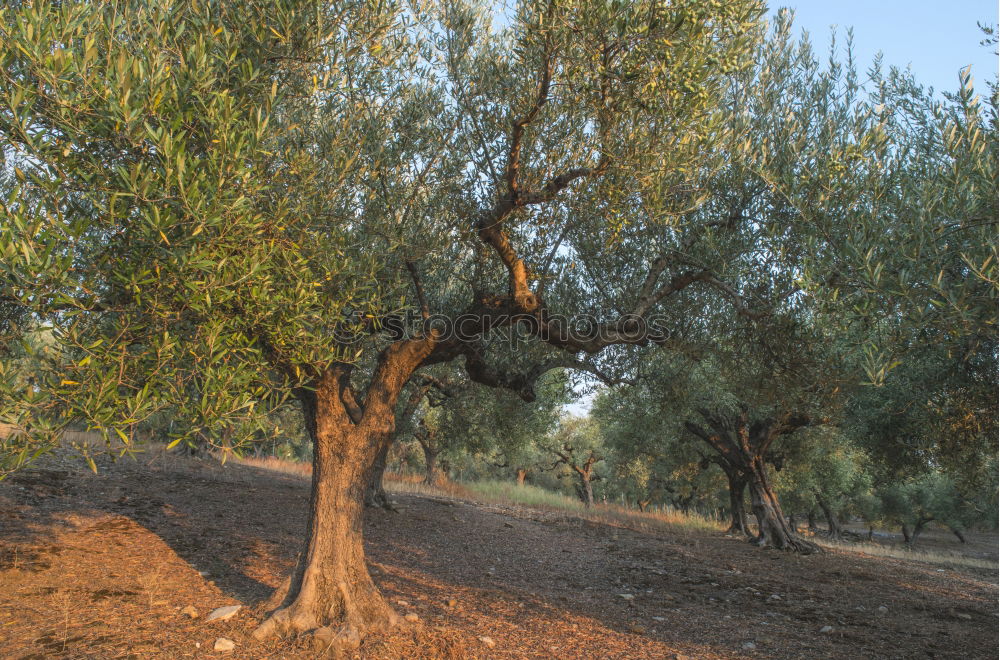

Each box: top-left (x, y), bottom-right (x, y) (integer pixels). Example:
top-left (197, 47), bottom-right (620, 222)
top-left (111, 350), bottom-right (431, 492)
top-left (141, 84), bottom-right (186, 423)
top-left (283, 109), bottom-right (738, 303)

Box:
top-left (909, 515), bottom-right (933, 545)
top-left (364, 440), bottom-right (393, 510)
top-left (422, 443), bottom-right (442, 486)
top-left (254, 339), bottom-right (433, 643)
top-left (816, 495), bottom-right (842, 539)
top-left (807, 508), bottom-right (818, 532)
top-left (723, 466), bottom-right (752, 538)
top-left (686, 409), bottom-right (819, 553)
top-left (365, 380), bottom-right (434, 509)
top-left (744, 454), bottom-right (813, 551)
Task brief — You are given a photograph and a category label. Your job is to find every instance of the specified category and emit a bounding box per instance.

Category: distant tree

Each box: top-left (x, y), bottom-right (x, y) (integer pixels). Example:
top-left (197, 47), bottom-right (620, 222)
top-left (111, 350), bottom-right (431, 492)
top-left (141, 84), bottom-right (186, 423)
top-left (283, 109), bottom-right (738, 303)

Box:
top-left (543, 416), bottom-right (605, 507)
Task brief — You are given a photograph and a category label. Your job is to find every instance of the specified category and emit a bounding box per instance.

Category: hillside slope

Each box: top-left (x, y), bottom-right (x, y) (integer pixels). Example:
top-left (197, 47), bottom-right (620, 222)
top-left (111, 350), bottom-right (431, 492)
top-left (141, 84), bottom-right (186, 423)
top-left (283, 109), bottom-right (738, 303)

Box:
top-left (1, 452), bottom-right (996, 659)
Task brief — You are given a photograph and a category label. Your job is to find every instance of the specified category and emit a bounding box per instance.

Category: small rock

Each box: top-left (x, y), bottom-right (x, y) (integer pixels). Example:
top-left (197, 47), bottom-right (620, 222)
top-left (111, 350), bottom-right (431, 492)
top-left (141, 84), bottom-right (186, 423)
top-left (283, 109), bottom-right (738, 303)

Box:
top-left (768, 594), bottom-right (781, 601)
top-left (205, 605), bottom-right (241, 622)
top-left (213, 638), bottom-right (235, 652)
top-left (180, 605), bottom-right (198, 619)
top-left (819, 625), bottom-right (834, 633)
top-left (953, 612), bottom-right (972, 621)
top-left (742, 641), bottom-right (757, 650)
top-left (446, 598), bottom-right (458, 608)
top-left (503, 521), bottom-right (514, 528)
top-left (627, 624), bottom-right (646, 635)
top-left (478, 636), bottom-right (496, 648)
top-left (395, 599), bottom-right (410, 607)
top-left (877, 605), bottom-right (889, 613)
top-left (618, 593), bottom-right (635, 600)
top-left (404, 612), bottom-right (420, 623)
top-left (669, 655), bottom-right (690, 660)
top-left (652, 616), bottom-right (666, 622)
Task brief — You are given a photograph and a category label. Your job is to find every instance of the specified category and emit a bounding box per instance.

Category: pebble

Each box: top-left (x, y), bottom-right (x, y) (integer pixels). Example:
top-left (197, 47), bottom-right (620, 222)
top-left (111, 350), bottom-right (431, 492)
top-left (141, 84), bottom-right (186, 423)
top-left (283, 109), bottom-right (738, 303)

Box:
top-left (877, 605), bottom-right (889, 613)
top-left (205, 605), bottom-right (241, 622)
top-left (446, 598), bottom-right (458, 608)
top-left (742, 641), bottom-right (756, 650)
top-left (180, 605), bottom-right (198, 619)
top-left (479, 636), bottom-right (496, 648)
top-left (618, 593), bottom-right (635, 600)
top-left (404, 613), bottom-right (420, 622)
top-left (213, 638), bottom-right (235, 652)
top-left (820, 625), bottom-right (834, 633)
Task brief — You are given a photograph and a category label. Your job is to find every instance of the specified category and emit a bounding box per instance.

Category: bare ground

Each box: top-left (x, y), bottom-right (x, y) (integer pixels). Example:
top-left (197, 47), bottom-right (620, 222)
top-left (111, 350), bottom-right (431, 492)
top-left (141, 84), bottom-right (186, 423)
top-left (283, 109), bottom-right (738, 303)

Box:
top-left (0, 450), bottom-right (996, 659)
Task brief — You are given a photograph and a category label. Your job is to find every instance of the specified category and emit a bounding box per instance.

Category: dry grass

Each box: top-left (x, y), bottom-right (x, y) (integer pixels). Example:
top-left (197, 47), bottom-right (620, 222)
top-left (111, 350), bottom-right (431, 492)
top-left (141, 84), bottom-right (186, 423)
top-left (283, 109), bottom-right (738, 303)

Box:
top-left (233, 454), bottom-right (312, 478)
top-left (814, 536), bottom-right (998, 570)
top-left (225, 455), bottom-right (723, 535)
top-left (389, 475), bottom-right (724, 535)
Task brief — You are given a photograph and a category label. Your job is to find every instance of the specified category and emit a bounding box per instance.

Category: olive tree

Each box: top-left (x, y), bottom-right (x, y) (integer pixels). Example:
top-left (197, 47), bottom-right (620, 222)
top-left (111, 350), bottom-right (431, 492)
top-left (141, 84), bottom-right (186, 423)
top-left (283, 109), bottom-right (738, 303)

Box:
top-left (2, 0), bottom-right (769, 643)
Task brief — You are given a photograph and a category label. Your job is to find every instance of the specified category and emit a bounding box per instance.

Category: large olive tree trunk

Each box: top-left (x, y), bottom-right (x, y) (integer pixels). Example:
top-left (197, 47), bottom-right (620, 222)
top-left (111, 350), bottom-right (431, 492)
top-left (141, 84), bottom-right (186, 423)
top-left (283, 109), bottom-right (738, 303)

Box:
top-left (816, 495), bottom-right (842, 539)
top-left (421, 443), bottom-right (442, 485)
top-left (726, 471), bottom-right (752, 537)
top-left (711, 457), bottom-right (752, 538)
top-left (364, 382), bottom-right (431, 510)
top-left (686, 409), bottom-right (819, 553)
top-left (363, 440), bottom-right (393, 509)
top-left (254, 339), bottom-right (433, 643)
top-left (574, 473), bottom-right (595, 507)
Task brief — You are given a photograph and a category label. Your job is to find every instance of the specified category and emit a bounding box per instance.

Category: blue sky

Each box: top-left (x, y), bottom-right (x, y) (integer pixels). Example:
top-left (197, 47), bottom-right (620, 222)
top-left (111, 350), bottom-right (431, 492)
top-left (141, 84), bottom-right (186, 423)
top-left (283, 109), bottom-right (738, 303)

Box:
top-left (780, 1), bottom-right (998, 96)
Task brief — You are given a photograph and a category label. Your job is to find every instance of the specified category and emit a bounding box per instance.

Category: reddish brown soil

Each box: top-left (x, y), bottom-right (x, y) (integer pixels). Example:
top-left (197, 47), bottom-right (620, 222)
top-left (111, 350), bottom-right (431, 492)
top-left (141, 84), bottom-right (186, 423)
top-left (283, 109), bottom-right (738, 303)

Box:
top-left (0, 451), bottom-right (996, 659)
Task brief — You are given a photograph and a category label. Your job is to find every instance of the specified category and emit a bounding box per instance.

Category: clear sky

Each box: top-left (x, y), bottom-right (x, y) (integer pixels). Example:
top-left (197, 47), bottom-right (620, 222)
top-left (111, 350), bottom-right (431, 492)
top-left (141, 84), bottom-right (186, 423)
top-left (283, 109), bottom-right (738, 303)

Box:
top-left (779, 1), bottom-right (998, 96)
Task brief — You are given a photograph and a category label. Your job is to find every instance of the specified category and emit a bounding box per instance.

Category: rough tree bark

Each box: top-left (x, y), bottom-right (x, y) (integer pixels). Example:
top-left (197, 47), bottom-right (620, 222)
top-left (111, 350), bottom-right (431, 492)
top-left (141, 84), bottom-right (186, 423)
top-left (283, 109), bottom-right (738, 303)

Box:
top-left (686, 409), bottom-right (820, 553)
top-left (807, 509), bottom-right (818, 532)
top-left (415, 419), bottom-right (446, 486)
top-left (909, 515), bottom-right (934, 545)
top-left (901, 523), bottom-right (912, 544)
top-left (253, 339), bottom-right (434, 643)
top-left (719, 460), bottom-right (752, 538)
top-left (576, 474), bottom-right (594, 508)
top-left (421, 443), bottom-right (441, 486)
top-left (363, 440), bottom-right (393, 510)
top-left (816, 495), bottom-right (842, 539)
top-left (365, 378), bottom-right (442, 509)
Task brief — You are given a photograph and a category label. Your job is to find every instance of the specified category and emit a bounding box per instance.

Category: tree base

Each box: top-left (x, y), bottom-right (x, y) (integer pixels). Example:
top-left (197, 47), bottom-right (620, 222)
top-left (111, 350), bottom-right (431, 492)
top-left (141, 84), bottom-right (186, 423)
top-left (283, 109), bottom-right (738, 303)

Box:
top-left (253, 576), bottom-right (401, 642)
top-left (751, 533), bottom-right (822, 554)
top-left (364, 488), bottom-right (399, 512)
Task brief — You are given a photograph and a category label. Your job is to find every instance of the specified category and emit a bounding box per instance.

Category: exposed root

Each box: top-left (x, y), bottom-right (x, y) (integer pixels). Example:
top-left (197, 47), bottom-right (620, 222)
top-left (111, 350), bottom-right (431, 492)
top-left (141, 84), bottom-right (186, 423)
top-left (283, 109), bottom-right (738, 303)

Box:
top-left (253, 580), bottom-right (400, 642)
top-left (749, 533), bottom-right (822, 554)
